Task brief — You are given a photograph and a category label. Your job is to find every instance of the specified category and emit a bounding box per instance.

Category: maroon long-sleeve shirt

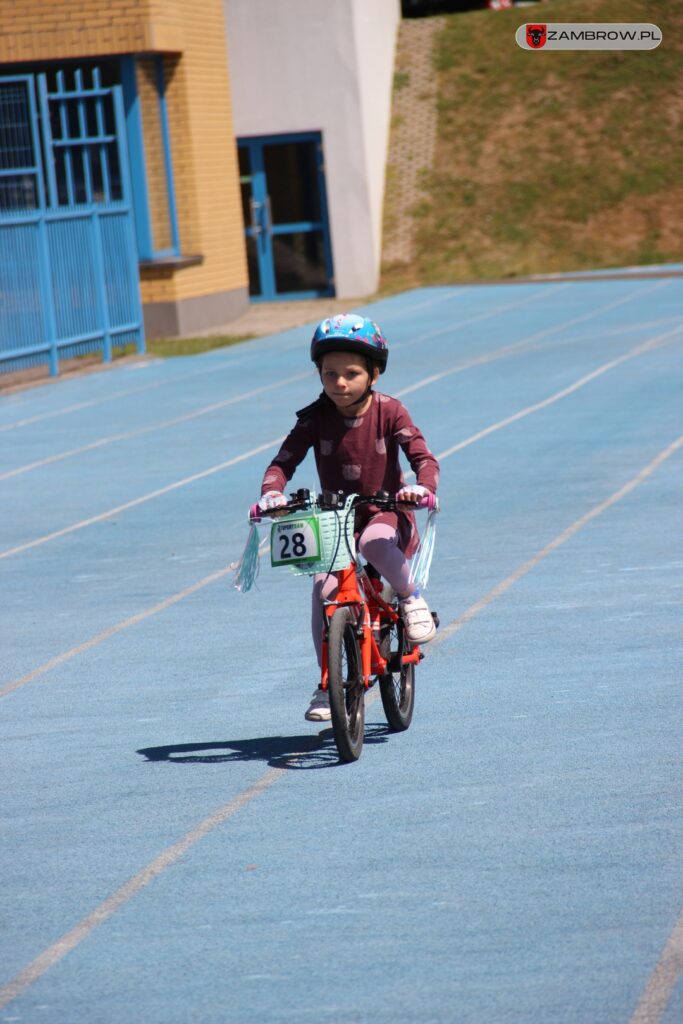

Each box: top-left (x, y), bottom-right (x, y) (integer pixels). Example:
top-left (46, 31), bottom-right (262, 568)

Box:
top-left (261, 391), bottom-right (440, 556)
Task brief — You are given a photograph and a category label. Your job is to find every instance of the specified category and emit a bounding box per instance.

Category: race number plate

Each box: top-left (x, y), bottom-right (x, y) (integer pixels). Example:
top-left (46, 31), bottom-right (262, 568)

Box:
top-left (270, 516), bottom-right (321, 566)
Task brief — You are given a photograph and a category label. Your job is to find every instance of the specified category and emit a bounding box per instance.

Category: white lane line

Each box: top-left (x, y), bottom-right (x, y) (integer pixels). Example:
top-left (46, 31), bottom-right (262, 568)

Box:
top-left (0, 766), bottom-right (284, 1011)
top-left (0, 282), bottom-right (666, 488)
top-left (1, 334), bottom-right (559, 483)
top-left (0, 292), bottom-right (569, 480)
top-left (0, 289), bottom-right (474, 433)
top-left (0, 285), bottom-right (524, 444)
top-left (2, 321), bottom-right (680, 566)
top-left (0, 373), bottom-right (309, 482)
top-left (397, 282), bottom-right (570, 351)
top-left (560, 315), bottom-right (683, 344)
top-left (0, 564), bottom-right (235, 698)
top-left (399, 278), bottom-right (671, 352)
top-left (432, 433), bottom-right (683, 647)
top-left (0, 275), bottom-right (618, 437)
top-left (0, 437), bottom-right (284, 562)
top-left (399, 326), bottom-right (682, 470)
top-left (0, 276), bottom-right (657, 445)
top-left (2, 324), bottom-right (681, 695)
top-left (630, 909), bottom-right (683, 1023)
top-left (0, 435), bottom-right (680, 1013)
top-left (432, 327), bottom-right (683, 456)
top-left (0, 351), bottom-right (259, 432)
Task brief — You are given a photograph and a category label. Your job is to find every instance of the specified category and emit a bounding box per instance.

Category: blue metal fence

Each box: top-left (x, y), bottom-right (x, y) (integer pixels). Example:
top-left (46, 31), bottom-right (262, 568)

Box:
top-left (0, 69), bottom-right (144, 376)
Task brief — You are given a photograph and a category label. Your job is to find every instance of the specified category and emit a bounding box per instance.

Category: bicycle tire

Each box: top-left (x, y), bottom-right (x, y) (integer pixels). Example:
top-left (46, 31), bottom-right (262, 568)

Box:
top-left (378, 617), bottom-right (415, 731)
top-left (327, 606), bottom-right (365, 763)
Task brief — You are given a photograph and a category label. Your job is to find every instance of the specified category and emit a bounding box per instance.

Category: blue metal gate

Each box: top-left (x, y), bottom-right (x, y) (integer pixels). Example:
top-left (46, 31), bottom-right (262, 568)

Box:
top-left (0, 68), bottom-right (144, 376)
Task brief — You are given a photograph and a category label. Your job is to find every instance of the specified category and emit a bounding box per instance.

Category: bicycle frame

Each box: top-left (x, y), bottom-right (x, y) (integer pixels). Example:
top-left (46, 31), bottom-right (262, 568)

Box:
top-left (319, 562), bottom-right (421, 691)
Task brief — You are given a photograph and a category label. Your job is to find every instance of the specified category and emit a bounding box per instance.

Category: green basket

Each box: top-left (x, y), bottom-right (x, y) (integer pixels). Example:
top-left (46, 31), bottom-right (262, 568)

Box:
top-left (269, 493), bottom-right (357, 577)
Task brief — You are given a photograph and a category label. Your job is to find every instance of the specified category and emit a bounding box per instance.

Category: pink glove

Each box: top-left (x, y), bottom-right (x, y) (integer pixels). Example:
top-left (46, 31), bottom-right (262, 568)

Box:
top-left (258, 490), bottom-right (288, 512)
top-left (396, 484), bottom-right (429, 505)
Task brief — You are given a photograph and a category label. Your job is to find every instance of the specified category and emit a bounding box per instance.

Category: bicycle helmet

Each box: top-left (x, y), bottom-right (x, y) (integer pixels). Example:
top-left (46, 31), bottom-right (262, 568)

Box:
top-left (310, 313), bottom-right (388, 373)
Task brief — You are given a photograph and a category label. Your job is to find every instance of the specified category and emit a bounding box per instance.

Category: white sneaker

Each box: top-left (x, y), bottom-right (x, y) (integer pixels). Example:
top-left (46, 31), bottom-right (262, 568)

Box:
top-left (399, 593), bottom-right (436, 645)
top-left (305, 687), bottom-right (331, 721)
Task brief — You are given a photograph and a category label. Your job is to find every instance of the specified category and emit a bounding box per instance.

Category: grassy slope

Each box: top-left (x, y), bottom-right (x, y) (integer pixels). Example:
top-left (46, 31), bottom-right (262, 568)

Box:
top-left (382, 0), bottom-right (683, 288)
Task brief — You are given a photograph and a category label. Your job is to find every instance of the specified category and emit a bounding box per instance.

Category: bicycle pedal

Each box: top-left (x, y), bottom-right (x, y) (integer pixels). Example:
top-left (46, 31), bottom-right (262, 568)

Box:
top-left (432, 611), bottom-right (440, 629)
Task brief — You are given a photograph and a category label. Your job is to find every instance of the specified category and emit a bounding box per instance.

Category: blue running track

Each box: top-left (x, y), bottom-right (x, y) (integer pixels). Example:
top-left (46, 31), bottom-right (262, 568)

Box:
top-left (2, 277), bottom-right (683, 1023)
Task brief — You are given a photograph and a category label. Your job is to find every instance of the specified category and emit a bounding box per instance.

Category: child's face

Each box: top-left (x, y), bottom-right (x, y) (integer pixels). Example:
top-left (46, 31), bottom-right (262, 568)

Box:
top-left (319, 351), bottom-right (377, 412)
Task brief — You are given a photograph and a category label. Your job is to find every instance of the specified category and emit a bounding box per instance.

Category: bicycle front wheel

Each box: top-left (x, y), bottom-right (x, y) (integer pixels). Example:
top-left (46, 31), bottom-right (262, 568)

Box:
top-left (327, 607), bottom-right (365, 763)
top-left (379, 618), bottom-right (415, 732)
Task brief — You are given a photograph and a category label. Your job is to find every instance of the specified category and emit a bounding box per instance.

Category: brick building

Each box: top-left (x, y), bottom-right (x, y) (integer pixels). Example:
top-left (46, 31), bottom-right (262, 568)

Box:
top-left (0, 0), bottom-right (400, 374)
top-left (0, 0), bottom-right (248, 357)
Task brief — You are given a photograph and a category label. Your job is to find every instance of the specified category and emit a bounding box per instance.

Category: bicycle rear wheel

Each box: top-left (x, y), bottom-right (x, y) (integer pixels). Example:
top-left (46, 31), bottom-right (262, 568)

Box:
top-left (327, 606), bottom-right (365, 762)
top-left (379, 618), bottom-right (415, 732)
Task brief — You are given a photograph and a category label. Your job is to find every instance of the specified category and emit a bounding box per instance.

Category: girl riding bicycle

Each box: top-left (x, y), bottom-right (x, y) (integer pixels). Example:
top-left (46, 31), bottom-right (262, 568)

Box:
top-left (256, 313), bottom-right (440, 722)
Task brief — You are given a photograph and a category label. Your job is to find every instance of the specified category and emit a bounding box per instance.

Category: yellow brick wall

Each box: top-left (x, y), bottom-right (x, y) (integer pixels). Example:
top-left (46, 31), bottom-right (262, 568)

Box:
top-left (0, 0), bottom-right (249, 311)
top-left (0, 2), bottom-right (150, 63)
top-left (137, 57), bottom-right (172, 255)
top-left (144, 0), bottom-right (247, 304)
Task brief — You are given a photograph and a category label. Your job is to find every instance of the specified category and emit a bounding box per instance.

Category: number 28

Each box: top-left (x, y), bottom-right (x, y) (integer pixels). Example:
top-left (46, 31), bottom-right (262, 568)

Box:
top-left (279, 532), bottom-right (307, 559)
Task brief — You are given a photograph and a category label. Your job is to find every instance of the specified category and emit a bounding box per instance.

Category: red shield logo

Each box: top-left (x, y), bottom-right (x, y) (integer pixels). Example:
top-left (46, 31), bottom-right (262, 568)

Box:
top-left (526, 24), bottom-right (547, 48)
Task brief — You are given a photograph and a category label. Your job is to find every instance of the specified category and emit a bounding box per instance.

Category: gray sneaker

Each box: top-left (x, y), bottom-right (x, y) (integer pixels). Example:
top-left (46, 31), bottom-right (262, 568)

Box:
top-left (305, 687), bottom-right (331, 721)
top-left (399, 593), bottom-right (436, 645)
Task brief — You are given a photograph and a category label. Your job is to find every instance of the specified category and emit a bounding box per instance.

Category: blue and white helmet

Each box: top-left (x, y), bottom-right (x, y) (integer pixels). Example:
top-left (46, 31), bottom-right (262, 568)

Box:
top-left (310, 313), bottom-right (389, 373)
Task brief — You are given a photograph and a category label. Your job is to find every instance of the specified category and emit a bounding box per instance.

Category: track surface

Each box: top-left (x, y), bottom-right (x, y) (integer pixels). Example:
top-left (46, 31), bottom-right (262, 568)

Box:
top-left (2, 278), bottom-right (682, 1023)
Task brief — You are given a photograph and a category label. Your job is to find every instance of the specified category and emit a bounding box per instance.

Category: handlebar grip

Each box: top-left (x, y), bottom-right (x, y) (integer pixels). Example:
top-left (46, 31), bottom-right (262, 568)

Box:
top-left (398, 492), bottom-right (439, 511)
top-left (420, 492), bottom-right (438, 512)
top-left (249, 503), bottom-right (262, 524)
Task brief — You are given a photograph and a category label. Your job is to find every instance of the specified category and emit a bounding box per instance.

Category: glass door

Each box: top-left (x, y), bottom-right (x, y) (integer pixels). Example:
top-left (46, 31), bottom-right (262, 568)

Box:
top-left (238, 132), bottom-right (334, 301)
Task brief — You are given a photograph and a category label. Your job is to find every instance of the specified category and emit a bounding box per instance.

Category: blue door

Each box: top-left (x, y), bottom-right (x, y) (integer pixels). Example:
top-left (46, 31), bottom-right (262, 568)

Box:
top-left (238, 133), bottom-right (334, 301)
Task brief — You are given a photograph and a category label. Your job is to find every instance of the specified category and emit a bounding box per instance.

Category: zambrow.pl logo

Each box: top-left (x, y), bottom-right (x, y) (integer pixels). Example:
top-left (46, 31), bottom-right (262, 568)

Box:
top-left (526, 24), bottom-right (546, 48)
top-left (516, 23), bottom-right (663, 50)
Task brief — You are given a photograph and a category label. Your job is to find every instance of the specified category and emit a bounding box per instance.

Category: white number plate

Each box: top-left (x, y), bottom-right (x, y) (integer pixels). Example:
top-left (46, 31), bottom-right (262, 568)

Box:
top-left (270, 516), bottom-right (321, 566)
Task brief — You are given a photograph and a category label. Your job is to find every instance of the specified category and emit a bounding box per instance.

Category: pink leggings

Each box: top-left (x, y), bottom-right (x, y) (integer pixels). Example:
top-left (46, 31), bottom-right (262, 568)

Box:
top-left (311, 521), bottom-right (412, 667)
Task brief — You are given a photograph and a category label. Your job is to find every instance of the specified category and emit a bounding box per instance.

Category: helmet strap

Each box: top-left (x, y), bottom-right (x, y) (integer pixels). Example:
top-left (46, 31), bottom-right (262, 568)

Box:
top-left (341, 384), bottom-right (374, 415)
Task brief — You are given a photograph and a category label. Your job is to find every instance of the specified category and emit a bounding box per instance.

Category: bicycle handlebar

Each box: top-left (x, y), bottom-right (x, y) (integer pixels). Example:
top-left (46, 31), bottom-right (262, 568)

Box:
top-left (249, 489), bottom-right (438, 524)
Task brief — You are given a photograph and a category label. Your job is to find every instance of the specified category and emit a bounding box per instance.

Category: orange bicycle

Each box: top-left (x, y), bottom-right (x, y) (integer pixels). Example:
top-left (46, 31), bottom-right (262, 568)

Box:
top-left (245, 489), bottom-right (439, 762)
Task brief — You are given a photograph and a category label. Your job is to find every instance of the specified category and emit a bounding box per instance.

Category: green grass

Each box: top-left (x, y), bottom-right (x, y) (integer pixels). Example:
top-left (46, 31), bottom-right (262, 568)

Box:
top-left (116, 333), bottom-right (256, 360)
top-left (382, 0), bottom-right (683, 287)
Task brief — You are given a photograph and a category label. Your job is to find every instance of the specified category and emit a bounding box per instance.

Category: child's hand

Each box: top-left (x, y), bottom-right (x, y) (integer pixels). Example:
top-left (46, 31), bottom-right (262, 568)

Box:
top-left (396, 484), bottom-right (430, 506)
top-left (258, 490), bottom-right (288, 513)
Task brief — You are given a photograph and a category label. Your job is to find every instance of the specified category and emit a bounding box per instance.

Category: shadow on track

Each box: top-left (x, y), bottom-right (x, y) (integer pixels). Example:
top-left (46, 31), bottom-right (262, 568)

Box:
top-left (137, 724), bottom-right (390, 770)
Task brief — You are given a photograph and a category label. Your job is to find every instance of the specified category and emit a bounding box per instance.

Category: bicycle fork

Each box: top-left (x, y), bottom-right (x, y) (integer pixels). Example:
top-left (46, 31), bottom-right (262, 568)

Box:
top-left (320, 565), bottom-right (420, 690)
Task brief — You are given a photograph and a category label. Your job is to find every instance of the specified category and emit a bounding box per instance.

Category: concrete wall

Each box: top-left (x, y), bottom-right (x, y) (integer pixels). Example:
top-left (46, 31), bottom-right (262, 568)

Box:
top-left (224, 0), bottom-right (400, 298)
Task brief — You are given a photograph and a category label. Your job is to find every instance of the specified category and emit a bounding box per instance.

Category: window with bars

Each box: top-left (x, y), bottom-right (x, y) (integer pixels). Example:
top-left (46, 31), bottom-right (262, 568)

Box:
top-left (0, 78), bottom-right (42, 211)
top-left (0, 58), bottom-right (181, 262)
